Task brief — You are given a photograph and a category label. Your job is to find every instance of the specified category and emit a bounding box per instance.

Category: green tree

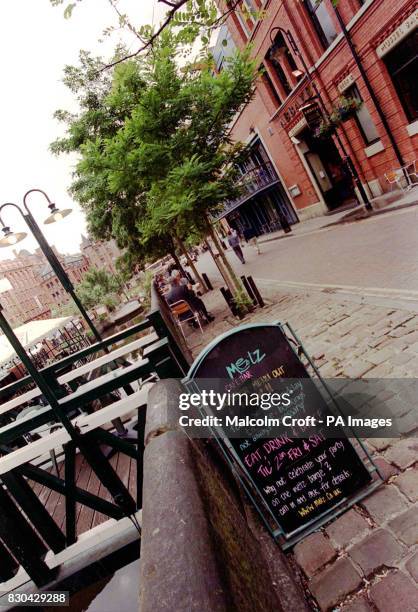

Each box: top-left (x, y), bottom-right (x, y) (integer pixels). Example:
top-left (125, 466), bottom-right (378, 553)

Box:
top-left (52, 35), bottom-right (256, 298)
top-left (76, 267), bottom-right (123, 310)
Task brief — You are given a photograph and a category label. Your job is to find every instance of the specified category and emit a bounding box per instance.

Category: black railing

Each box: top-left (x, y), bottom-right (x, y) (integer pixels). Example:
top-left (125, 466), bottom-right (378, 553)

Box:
top-left (220, 161), bottom-right (279, 216)
top-left (0, 294), bottom-right (189, 588)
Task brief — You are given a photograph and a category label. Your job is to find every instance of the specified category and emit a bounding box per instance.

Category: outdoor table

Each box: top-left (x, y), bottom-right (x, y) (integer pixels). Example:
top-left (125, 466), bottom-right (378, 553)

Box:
top-left (0, 319), bottom-right (154, 401)
top-left (0, 387), bottom-right (44, 416)
top-left (0, 385), bottom-right (152, 476)
top-left (56, 330), bottom-right (159, 436)
top-left (60, 358), bottom-right (149, 407)
top-left (0, 404), bottom-right (62, 475)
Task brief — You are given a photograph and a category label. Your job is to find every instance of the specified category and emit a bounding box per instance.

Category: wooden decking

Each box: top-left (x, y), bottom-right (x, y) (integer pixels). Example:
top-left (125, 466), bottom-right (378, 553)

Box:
top-left (28, 452), bottom-right (137, 537)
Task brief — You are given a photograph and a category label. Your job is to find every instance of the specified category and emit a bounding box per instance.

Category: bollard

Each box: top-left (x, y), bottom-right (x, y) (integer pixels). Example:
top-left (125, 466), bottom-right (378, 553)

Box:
top-left (241, 275), bottom-right (257, 306)
top-left (247, 276), bottom-right (265, 308)
top-left (220, 287), bottom-right (241, 318)
top-left (201, 272), bottom-right (213, 291)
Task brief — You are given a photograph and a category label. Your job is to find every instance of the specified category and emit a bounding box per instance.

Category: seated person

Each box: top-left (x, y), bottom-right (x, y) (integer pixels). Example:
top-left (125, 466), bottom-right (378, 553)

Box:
top-left (165, 272), bottom-right (214, 324)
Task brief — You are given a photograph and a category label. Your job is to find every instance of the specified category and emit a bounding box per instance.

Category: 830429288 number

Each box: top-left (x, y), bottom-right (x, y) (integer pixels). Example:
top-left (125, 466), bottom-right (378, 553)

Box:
top-left (0, 591), bottom-right (69, 607)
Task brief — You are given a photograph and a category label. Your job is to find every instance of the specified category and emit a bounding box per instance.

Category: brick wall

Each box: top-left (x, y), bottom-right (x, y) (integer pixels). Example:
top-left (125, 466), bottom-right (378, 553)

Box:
top-left (217, 0), bottom-right (417, 217)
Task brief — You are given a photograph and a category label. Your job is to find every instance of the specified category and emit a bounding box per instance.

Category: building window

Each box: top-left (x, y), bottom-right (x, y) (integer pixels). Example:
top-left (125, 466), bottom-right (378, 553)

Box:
top-left (260, 64), bottom-right (282, 107)
top-left (345, 84), bottom-right (380, 144)
top-left (304, 0), bottom-right (338, 49)
top-left (235, 0), bottom-right (258, 37)
top-left (384, 31), bottom-right (417, 122)
top-left (242, 0), bottom-right (257, 22)
top-left (271, 31), bottom-right (299, 74)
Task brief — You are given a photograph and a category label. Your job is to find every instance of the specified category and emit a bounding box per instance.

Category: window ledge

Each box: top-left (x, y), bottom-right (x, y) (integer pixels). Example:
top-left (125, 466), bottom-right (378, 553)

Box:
top-left (406, 120), bottom-right (418, 137)
top-left (364, 140), bottom-right (385, 158)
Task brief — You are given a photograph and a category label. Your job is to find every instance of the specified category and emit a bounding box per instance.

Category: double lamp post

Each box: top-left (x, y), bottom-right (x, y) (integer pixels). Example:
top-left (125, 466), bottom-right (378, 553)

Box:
top-left (0, 188), bottom-right (103, 344)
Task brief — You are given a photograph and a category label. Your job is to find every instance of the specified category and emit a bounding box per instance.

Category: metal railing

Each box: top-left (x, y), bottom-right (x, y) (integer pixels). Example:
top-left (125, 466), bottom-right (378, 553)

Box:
top-left (219, 161), bottom-right (279, 217)
top-left (0, 296), bottom-right (189, 588)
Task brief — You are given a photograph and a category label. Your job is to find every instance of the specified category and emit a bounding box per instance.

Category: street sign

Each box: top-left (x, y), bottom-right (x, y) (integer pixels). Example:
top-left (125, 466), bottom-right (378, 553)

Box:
top-left (185, 323), bottom-right (375, 545)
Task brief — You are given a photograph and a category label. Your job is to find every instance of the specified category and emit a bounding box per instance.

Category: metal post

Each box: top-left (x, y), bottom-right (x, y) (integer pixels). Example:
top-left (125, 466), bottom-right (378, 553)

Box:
top-left (246, 276), bottom-right (265, 308)
top-left (220, 287), bottom-right (241, 318)
top-left (23, 211), bottom-right (104, 345)
top-left (241, 275), bottom-right (257, 306)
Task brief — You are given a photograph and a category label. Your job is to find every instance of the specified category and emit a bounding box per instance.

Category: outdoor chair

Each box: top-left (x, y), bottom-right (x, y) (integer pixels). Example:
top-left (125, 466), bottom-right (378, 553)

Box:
top-left (384, 169), bottom-right (406, 192)
top-left (169, 300), bottom-right (204, 338)
top-left (403, 160), bottom-right (418, 190)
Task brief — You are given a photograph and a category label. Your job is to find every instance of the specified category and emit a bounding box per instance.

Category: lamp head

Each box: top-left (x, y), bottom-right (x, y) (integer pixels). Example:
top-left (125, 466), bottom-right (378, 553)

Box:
top-left (44, 203), bottom-right (72, 225)
top-left (0, 226), bottom-right (27, 247)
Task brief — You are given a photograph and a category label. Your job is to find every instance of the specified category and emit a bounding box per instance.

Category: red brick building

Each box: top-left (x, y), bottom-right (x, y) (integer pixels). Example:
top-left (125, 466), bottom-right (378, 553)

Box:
top-left (0, 237), bottom-right (121, 326)
top-left (0, 254), bottom-right (48, 327)
top-left (216, 0), bottom-right (417, 233)
top-left (40, 253), bottom-right (90, 310)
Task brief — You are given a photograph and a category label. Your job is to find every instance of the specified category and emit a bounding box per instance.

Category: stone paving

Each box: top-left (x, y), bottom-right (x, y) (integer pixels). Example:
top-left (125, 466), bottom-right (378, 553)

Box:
top-left (186, 283), bottom-right (418, 611)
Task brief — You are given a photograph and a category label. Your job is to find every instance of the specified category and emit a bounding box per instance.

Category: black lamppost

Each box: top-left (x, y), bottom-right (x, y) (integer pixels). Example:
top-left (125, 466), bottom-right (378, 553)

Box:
top-left (269, 27), bottom-right (373, 211)
top-left (0, 189), bottom-right (103, 343)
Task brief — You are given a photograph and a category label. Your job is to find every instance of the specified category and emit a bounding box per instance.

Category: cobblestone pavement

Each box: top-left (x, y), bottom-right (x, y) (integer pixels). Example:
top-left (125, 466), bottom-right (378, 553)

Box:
top-left (186, 284), bottom-right (418, 611)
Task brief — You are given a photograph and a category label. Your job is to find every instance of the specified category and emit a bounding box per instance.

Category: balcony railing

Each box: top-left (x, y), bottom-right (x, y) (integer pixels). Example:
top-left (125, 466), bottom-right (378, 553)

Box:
top-left (219, 161), bottom-right (279, 217)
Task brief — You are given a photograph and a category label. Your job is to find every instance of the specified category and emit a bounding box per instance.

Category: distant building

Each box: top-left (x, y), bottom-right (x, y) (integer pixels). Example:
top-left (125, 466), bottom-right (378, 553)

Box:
top-left (0, 246), bottom-right (91, 325)
top-left (0, 237), bottom-right (121, 327)
top-left (0, 252), bottom-right (49, 326)
top-left (80, 235), bottom-right (120, 275)
top-left (40, 253), bottom-right (90, 310)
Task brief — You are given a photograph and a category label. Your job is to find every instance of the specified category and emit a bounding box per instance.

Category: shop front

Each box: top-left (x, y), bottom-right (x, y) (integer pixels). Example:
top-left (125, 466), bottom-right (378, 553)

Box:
top-left (298, 126), bottom-right (357, 211)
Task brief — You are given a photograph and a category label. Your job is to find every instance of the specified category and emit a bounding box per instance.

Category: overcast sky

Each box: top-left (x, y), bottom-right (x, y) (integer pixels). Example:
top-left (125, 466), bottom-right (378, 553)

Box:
top-left (0, 0), bottom-right (166, 261)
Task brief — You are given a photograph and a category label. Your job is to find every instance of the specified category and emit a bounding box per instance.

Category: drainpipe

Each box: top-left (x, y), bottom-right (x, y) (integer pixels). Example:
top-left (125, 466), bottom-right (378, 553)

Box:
top-left (333, 7), bottom-right (405, 169)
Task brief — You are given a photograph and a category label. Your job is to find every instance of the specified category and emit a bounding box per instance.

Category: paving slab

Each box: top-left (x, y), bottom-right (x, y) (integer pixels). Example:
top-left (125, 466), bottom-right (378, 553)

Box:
top-left (349, 529), bottom-right (405, 576)
top-left (369, 571), bottom-right (418, 612)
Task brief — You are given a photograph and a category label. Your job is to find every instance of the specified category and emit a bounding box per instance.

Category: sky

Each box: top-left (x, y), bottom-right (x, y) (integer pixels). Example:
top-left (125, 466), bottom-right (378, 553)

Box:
top-left (0, 0), bottom-right (166, 261)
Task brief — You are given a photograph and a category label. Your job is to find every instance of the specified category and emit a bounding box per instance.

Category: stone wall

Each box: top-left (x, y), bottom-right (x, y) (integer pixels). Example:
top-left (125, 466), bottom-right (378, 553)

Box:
top-left (139, 380), bottom-right (310, 612)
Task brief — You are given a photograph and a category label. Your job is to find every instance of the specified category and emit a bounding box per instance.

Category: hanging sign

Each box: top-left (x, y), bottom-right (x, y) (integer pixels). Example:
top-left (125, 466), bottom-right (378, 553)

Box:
top-left (185, 324), bottom-right (373, 539)
top-left (300, 101), bottom-right (323, 131)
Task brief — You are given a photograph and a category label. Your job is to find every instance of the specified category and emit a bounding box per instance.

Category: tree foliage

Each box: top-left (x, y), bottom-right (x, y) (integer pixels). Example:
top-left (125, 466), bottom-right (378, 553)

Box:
top-left (50, 1), bottom-right (242, 66)
top-left (51, 33), bottom-right (257, 275)
top-left (76, 267), bottom-right (122, 309)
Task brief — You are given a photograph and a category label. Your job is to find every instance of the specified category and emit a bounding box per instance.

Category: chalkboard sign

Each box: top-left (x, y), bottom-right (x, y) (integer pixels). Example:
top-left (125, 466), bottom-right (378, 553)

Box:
top-left (186, 324), bottom-right (372, 537)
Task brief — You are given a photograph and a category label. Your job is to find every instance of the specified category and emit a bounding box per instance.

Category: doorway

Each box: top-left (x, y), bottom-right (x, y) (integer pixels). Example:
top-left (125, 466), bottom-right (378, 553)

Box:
top-left (299, 128), bottom-right (356, 211)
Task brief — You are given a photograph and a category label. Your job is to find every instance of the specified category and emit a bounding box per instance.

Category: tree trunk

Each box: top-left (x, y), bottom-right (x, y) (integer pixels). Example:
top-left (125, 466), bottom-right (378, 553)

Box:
top-left (205, 215), bottom-right (242, 293)
top-left (204, 238), bottom-right (235, 294)
top-left (169, 248), bottom-right (185, 276)
top-left (175, 236), bottom-right (207, 293)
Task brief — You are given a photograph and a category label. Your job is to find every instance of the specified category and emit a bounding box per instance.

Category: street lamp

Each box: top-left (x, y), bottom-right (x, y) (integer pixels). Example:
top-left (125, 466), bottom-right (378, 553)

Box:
top-left (269, 27), bottom-right (373, 211)
top-left (0, 189), bottom-right (103, 344)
